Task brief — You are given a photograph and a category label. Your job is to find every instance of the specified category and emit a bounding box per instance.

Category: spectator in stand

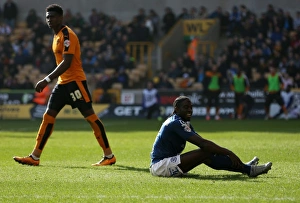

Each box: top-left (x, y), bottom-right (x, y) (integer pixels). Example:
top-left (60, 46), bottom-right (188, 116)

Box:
top-left (209, 6), bottom-right (223, 19)
top-left (228, 6), bottom-right (242, 36)
top-left (123, 54), bottom-right (135, 70)
top-left (145, 16), bottom-right (154, 40)
top-left (89, 8), bottom-right (100, 28)
top-left (162, 7), bottom-right (176, 34)
top-left (3, 0), bottom-right (18, 29)
top-left (82, 49), bottom-right (97, 72)
top-left (32, 18), bottom-right (50, 41)
top-left (283, 11), bottom-right (294, 32)
top-left (117, 67), bottom-right (129, 88)
top-left (135, 8), bottom-right (146, 25)
top-left (167, 61), bottom-right (181, 79)
top-left (40, 55), bottom-right (55, 74)
top-left (189, 7), bottom-right (198, 19)
top-left (280, 70), bottom-right (294, 89)
top-left (270, 26), bottom-right (283, 43)
top-left (148, 9), bottom-right (160, 39)
top-left (177, 8), bottom-right (190, 20)
top-left (294, 72), bottom-right (300, 88)
top-left (19, 76), bottom-right (34, 89)
top-left (265, 4), bottom-right (277, 22)
top-left (179, 73), bottom-right (193, 89)
top-left (240, 4), bottom-right (252, 24)
top-left (13, 46), bottom-right (29, 66)
top-left (187, 36), bottom-right (199, 62)
top-left (198, 6), bottom-right (208, 19)
top-left (26, 9), bottom-right (39, 29)
top-left (293, 11), bottom-right (300, 30)
top-left (156, 72), bottom-right (174, 90)
top-left (203, 63), bottom-right (222, 121)
top-left (0, 21), bottom-right (12, 35)
top-left (3, 75), bottom-right (19, 89)
top-left (136, 21), bottom-right (150, 41)
top-left (251, 70), bottom-right (267, 89)
top-left (240, 14), bottom-right (258, 38)
top-left (63, 9), bottom-right (74, 26)
top-left (274, 85), bottom-right (298, 119)
top-left (72, 12), bottom-right (86, 29)
top-left (0, 4), bottom-right (2, 22)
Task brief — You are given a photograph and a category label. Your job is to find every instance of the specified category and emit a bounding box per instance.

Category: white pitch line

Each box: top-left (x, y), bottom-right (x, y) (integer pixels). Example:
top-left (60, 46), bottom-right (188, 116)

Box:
top-left (0, 195), bottom-right (296, 201)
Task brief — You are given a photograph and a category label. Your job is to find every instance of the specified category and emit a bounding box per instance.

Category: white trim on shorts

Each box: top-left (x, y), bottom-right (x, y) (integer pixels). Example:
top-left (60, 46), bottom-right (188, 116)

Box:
top-left (150, 155), bottom-right (183, 177)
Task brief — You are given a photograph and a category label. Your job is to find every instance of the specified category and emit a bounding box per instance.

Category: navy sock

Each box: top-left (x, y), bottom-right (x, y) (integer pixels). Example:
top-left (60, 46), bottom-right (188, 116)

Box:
top-left (207, 154), bottom-right (251, 175)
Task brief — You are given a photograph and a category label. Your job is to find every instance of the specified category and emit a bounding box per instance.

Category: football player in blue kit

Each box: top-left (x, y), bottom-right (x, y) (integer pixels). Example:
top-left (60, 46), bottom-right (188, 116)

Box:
top-left (150, 96), bottom-right (272, 177)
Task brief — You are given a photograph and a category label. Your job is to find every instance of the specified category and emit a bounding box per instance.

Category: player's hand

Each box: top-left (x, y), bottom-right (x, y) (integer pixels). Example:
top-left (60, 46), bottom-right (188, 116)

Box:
top-left (35, 79), bottom-right (48, 93)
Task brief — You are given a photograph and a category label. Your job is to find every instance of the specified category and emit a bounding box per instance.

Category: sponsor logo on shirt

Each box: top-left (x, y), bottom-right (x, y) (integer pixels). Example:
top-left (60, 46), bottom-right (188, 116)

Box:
top-left (64, 39), bottom-right (70, 47)
top-left (179, 120), bottom-right (191, 132)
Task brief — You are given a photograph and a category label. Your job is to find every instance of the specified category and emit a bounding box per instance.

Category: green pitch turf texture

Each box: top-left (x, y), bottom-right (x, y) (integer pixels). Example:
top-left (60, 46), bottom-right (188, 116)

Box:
top-left (0, 119), bottom-right (299, 203)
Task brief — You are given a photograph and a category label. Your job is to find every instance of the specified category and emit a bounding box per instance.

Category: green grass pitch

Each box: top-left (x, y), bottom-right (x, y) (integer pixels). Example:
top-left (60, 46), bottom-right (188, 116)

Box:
top-left (0, 118), bottom-right (299, 203)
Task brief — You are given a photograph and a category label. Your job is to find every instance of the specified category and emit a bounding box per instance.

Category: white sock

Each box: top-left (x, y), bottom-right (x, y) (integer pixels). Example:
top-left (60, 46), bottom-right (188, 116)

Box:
top-left (105, 154), bottom-right (114, 159)
top-left (30, 154), bottom-right (40, 160)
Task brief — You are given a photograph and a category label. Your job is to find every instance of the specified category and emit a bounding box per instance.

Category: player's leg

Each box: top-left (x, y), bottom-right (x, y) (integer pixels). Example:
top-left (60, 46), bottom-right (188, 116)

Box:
top-left (264, 94), bottom-right (272, 119)
top-left (236, 93), bottom-right (244, 119)
top-left (74, 81), bottom-right (115, 166)
top-left (83, 108), bottom-right (116, 166)
top-left (31, 109), bottom-right (58, 158)
top-left (178, 148), bottom-right (250, 174)
top-left (276, 93), bottom-right (288, 118)
top-left (178, 149), bottom-right (271, 177)
top-left (214, 91), bottom-right (221, 120)
top-left (13, 85), bottom-right (64, 165)
top-left (234, 93), bottom-right (239, 119)
top-left (206, 92), bottom-right (212, 120)
top-left (147, 104), bottom-right (155, 119)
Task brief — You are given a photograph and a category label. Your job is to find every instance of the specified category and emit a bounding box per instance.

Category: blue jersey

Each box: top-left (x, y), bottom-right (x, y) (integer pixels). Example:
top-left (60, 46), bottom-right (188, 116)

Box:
top-left (150, 114), bottom-right (197, 165)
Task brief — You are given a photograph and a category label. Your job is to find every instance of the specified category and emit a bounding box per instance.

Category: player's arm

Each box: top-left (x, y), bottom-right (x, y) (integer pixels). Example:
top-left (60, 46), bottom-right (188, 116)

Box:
top-left (278, 75), bottom-right (284, 90)
top-left (35, 54), bottom-right (73, 92)
top-left (244, 74), bottom-right (250, 93)
top-left (47, 54), bottom-right (73, 80)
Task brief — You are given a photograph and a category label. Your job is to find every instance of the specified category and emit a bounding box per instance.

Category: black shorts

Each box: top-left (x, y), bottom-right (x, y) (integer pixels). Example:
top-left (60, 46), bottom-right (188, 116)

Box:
top-left (234, 92), bottom-right (244, 106)
top-left (48, 81), bottom-right (92, 112)
top-left (206, 90), bottom-right (220, 107)
top-left (265, 92), bottom-right (284, 107)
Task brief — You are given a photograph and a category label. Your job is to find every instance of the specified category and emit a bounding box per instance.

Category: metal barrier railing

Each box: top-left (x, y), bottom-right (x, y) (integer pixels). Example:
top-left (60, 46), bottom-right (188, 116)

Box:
top-left (126, 42), bottom-right (154, 78)
top-left (197, 41), bottom-right (217, 58)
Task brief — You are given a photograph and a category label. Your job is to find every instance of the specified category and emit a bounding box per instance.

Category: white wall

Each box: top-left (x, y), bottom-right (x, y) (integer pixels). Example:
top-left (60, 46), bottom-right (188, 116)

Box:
top-left (8, 0), bottom-right (300, 23)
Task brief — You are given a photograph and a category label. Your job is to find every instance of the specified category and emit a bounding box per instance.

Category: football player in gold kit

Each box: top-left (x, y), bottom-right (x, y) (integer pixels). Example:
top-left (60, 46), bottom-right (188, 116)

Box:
top-left (13, 4), bottom-right (116, 166)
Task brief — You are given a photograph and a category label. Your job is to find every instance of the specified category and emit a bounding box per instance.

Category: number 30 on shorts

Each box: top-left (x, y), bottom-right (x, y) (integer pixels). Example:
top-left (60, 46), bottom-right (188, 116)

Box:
top-left (70, 90), bottom-right (82, 101)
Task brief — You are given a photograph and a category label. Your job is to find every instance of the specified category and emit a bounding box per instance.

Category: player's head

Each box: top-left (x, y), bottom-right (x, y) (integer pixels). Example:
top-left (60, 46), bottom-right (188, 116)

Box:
top-left (46, 4), bottom-right (63, 15)
top-left (173, 96), bottom-right (193, 121)
top-left (46, 4), bottom-right (63, 30)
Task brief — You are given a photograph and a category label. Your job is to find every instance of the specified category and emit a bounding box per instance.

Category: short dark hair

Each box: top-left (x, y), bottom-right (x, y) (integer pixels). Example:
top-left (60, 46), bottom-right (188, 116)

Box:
top-left (173, 96), bottom-right (190, 108)
top-left (46, 4), bottom-right (63, 16)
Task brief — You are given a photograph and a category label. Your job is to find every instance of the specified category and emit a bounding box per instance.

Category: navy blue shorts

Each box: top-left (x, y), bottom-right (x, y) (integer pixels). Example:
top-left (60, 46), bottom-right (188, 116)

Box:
top-left (48, 81), bottom-right (92, 112)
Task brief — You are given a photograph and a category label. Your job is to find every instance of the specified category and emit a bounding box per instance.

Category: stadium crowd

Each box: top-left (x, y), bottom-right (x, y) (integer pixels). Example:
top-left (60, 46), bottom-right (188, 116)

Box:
top-left (0, 1), bottom-right (300, 92)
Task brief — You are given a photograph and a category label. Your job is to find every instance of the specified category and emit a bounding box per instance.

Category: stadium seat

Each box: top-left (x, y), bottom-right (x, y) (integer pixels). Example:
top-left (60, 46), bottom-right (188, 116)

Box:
top-left (104, 68), bottom-right (115, 76)
top-left (111, 82), bottom-right (123, 90)
top-left (191, 82), bottom-right (203, 90)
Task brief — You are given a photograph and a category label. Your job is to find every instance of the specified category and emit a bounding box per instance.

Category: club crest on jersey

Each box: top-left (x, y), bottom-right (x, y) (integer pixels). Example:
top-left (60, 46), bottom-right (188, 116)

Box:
top-left (179, 120), bottom-right (191, 132)
top-left (170, 156), bottom-right (177, 163)
top-left (64, 39), bottom-right (70, 47)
